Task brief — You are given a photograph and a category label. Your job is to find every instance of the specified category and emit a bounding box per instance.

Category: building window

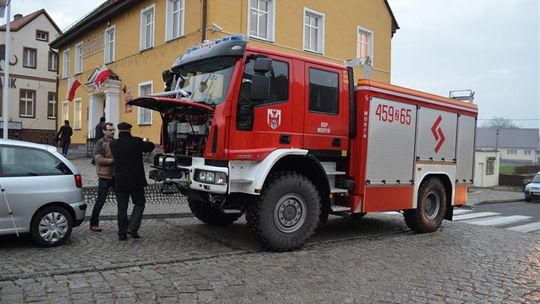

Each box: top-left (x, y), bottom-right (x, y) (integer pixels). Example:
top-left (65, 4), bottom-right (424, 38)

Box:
top-left (486, 159), bottom-right (495, 175)
top-left (62, 101), bottom-right (69, 122)
top-left (48, 51), bottom-right (58, 72)
top-left (19, 90), bottom-right (36, 118)
top-left (166, 0), bottom-right (184, 41)
top-left (140, 5), bottom-right (155, 50)
top-left (36, 30), bottom-right (49, 42)
top-left (23, 47), bottom-right (37, 68)
top-left (104, 26), bottom-right (115, 63)
top-left (309, 68), bottom-right (338, 114)
top-left (62, 49), bottom-right (70, 78)
top-left (47, 92), bottom-right (56, 119)
top-left (303, 8), bottom-right (324, 54)
top-left (75, 42), bottom-right (83, 74)
top-left (73, 98), bottom-right (82, 130)
top-left (357, 27), bottom-right (373, 63)
top-left (138, 82), bottom-right (153, 125)
top-left (524, 150), bottom-right (531, 155)
top-left (249, 0), bottom-right (274, 41)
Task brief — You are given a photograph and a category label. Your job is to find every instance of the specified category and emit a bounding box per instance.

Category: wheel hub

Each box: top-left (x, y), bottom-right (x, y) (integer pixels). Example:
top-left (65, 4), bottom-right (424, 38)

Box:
top-left (274, 194), bottom-right (307, 234)
top-left (39, 212), bottom-right (68, 244)
top-left (425, 192), bottom-right (440, 220)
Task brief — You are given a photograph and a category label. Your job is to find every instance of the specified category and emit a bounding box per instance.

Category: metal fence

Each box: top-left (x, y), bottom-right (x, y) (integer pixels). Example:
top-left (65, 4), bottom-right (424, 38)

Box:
top-left (83, 183), bottom-right (188, 205)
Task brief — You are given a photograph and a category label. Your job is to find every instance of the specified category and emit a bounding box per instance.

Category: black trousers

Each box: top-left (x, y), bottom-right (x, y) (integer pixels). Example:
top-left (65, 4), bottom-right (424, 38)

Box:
top-left (115, 188), bottom-right (146, 235)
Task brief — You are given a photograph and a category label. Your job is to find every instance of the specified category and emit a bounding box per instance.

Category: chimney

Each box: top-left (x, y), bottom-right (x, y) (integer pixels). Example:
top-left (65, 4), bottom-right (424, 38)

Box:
top-left (13, 14), bottom-right (23, 21)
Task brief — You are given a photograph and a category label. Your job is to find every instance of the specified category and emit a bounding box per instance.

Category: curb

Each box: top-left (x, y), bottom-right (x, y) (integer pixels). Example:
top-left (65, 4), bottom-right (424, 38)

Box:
top-left (475, 199), bottom-right (524, 206)
top-left (85, 213), bottom-right (193, 222)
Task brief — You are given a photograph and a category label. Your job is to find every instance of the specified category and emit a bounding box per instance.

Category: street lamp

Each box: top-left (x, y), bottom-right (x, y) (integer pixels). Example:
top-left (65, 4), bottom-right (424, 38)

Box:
top-left (0, 0), bottom-right (10, 139)
top-left (495, 128), bottom-right (500, 152)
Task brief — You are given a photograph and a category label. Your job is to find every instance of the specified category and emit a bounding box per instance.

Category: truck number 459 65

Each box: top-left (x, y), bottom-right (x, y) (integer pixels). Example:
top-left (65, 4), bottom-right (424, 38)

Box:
top-left (375, 104), bottom-right (412, 125)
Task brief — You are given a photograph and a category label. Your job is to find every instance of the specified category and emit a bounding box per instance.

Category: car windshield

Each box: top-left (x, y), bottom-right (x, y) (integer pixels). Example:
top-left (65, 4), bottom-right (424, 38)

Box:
top-left (532, 174), bottom-right (540, 183)
top-left (173, 57), bottom-right (236, 106)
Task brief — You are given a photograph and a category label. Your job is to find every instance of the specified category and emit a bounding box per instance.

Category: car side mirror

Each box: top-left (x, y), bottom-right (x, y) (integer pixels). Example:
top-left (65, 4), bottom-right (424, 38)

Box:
top-left (251, 75), bottom-right (270, 102)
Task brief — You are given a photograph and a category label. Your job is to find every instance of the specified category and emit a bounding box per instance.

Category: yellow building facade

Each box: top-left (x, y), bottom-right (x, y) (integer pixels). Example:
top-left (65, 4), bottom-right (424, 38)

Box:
top-left (51, 0), bottom-right (398, 144)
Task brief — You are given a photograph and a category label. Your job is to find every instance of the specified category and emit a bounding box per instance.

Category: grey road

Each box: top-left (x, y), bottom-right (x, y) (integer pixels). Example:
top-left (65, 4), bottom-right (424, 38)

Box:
top-left (1, 212), bottom-right (539, 303)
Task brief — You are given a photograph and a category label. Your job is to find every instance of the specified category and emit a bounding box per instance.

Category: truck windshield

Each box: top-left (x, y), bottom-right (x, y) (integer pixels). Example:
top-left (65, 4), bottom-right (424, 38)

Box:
top-left (174, 57), bottom-right (236, 105)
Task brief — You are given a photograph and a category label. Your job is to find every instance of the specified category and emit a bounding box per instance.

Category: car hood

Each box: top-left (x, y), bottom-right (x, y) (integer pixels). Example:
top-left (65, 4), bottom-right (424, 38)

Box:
top-left (128, 97), bottom-right (214, 114)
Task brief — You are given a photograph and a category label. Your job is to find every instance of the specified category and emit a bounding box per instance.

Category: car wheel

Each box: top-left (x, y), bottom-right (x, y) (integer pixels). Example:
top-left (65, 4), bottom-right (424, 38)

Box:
top-left (525, 195), bottom-right (532, 202)
top-left (31, 206), bottom-right (73, 247)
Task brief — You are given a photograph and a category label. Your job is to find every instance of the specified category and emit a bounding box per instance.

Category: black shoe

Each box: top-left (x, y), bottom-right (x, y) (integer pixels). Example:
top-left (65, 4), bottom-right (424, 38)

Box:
top-left (119, 234), bottom-right (127, 241)
top-left (127, 230), bottom-right (141, 239)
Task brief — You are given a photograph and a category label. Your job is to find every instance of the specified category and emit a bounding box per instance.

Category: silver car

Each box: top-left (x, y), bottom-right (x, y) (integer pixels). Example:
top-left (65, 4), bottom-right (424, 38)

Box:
top-left (0, 139), bottom-right (86, 246)
top-left (524, 172), bottom-right (540, 202)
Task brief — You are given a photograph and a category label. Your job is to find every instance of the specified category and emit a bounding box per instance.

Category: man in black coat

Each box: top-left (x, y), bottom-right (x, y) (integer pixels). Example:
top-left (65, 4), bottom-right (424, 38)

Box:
top-left (110, 122), bottom-right (155, 241)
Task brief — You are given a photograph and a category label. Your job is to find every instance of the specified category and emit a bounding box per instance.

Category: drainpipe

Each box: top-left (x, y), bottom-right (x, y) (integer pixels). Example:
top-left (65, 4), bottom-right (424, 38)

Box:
top-left (201, 0), bottom-right (207, 42)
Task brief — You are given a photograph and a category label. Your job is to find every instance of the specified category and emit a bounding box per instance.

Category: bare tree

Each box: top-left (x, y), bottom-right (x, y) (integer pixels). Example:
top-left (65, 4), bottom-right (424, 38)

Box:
top-left (482, 117), bottom-right (519, 128)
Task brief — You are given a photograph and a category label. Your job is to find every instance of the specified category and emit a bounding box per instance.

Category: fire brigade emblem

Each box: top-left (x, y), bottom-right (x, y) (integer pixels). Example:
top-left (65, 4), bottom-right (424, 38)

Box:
top-left (267, 109), bottom-right (281, 129)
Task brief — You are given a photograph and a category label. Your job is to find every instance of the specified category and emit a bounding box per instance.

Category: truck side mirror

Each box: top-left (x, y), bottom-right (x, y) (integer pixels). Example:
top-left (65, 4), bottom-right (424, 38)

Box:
top-left (254, 57), bottom-right (272, 73)
top-left (251, 75), bottom-right (270, 101)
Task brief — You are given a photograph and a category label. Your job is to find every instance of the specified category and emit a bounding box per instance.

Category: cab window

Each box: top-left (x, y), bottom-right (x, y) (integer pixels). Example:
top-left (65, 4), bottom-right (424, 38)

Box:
top-left (240, 58), bottom-right (289, 105)
top-left (308, 68), bottom-right (339, 114)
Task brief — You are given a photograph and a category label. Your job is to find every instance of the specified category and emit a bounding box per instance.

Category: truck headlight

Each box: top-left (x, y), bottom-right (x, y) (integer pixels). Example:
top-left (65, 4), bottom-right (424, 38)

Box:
top-left (195, 170), bottom-right (227, 185)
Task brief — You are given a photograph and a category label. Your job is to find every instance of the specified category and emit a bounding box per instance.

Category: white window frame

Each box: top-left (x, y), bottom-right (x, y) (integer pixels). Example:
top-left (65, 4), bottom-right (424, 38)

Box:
top-left (62, 49), bottom-right (70, 78)
top-left (247, 0), bottom-right (275, 42)
top-left (104, 25), bottom-right (116, 64)
top-left (47, 92), bottom-right (56, 119)
top-left (62, 101), bottom-right (69, 122)
top-left (138, 81), bottom-right (153, 125)
top-left (73, 98), bottom-right (82, 130)
top-left (357, 26), bottom-right (374, 64)
top-left (140, 5), bottom-right (155, 51)
top-left (166, 0), bottom-right (185, 41)
top-left (303, 8), bottom-right (325, 54)
top-left (74, 42), bottom-right (83, 74)
top-left (48, 51), bottom-right (58, 72)
top-left (23, 48), bottom-right (37, 68)
top-left (19, 90), bottom-right (35, 117)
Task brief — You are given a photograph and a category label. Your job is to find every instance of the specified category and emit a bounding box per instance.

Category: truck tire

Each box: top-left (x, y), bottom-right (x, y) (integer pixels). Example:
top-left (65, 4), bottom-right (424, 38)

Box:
top-left (188, 193), bottom-right (242, 226)
top-left (403, 178), bottom-right (447, 233)
top-left (31, 206), bottom-right (73, 247)
top-left (246, 172), bottom-right (320, 251)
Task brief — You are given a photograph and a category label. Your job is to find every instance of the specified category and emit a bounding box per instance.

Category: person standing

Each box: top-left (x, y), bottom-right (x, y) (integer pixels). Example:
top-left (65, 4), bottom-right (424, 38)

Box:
top-left (110, 122), bottom-right (154, 241)
top-left (56, 120), bottom-right (73, 156)
top-left (89, 122), bottom-right (115, 232)
top-left (94, 117), bottom-right (105, 141)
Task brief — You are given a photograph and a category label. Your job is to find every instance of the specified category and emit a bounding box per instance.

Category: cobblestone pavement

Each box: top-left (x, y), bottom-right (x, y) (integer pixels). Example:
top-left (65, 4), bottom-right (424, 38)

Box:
top-left (1, 214), bottom-right (539, 303)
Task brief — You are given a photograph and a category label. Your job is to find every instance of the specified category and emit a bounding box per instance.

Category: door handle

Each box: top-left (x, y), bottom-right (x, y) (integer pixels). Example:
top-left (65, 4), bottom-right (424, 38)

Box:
top-left (279, 134), bottom-right (291, 144)
top-left (332, 138), bottom-right (341, 147)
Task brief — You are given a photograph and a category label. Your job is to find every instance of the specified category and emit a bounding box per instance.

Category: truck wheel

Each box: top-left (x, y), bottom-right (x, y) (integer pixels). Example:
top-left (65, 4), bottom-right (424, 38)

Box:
top-left (31, 206), bottom-right (73, 247)
top-left (403, 178), bottom-right (447, 233)
top-left (188, 193), bottom-right (242, 226)
top-left (246, 172), bottom-right (320, 251)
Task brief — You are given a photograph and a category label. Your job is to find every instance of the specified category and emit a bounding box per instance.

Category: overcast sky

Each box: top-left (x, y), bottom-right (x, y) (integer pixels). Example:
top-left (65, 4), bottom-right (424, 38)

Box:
top-left (8, 0), bottom-right (540, 129)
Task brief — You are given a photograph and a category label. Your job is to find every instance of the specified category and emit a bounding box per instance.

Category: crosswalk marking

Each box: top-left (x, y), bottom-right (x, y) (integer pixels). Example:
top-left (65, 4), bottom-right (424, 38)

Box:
top-left (506, 221), bottom-right (540, 233)
top-left (453, 209), bottom-right (472, 215)
top-left (464, 215), bottom-right (531, 226)
top-left (453, 212), bottom-right (499, 221)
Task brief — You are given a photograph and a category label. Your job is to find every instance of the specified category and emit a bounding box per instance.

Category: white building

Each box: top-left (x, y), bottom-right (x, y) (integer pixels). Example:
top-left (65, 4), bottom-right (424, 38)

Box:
top-left (0, 9), bottom-right (61, 143)
top-left (476, 128), bottom-right (540, 165)
top-left (473, 150), bottom-right (500, 187)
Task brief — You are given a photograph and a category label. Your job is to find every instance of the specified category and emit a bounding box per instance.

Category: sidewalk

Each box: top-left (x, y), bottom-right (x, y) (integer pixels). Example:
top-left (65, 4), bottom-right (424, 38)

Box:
top-left (69, 156), bottom-right (525, 220)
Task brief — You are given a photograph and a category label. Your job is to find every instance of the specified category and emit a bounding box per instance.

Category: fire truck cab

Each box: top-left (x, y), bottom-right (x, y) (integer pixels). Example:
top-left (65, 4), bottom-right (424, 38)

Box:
top-left (130, 35), bottom-right (478, 251)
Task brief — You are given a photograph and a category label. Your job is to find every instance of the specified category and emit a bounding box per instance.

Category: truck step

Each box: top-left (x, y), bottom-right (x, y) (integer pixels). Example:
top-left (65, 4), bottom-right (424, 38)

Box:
top-left (331, 205), bottom-right (351, 212)
top-left (325, 171), bottom-right (346, 176)
top-left (330, 188), bottom-right (349, 194)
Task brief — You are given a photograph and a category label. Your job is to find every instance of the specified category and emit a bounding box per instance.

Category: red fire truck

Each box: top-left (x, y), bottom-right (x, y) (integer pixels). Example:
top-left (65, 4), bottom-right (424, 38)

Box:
top-left (130, 35), bottom-right (478, 251)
